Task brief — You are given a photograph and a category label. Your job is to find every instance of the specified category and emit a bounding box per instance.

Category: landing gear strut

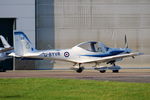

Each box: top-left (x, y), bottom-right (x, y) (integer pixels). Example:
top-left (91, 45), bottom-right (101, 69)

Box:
top-left (73, 63), bottom-right (84, 73)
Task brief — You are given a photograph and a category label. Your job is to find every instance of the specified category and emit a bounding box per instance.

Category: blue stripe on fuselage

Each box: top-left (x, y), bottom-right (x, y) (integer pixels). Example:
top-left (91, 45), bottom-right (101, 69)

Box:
top-left (82, 50), bottom-right (124, 57)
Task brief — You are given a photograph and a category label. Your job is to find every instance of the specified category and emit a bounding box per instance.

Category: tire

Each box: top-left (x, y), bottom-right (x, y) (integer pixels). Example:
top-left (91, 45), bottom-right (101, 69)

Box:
top-left (99, 70), bottom-right (106, 73)
top-left (112, 70), bottom-right (119, 73)
top-left (76, 67), bottom-right (84, 73)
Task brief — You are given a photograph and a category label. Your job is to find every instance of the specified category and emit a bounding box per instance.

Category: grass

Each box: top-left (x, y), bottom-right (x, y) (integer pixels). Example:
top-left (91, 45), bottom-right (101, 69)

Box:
top-left (0, 78), bottom-right (150, 100)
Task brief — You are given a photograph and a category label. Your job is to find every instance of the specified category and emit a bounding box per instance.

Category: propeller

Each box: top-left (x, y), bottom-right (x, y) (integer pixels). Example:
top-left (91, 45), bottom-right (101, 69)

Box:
top-left (124, 35), bottom-right (134, 58)
top-left (125, 34), bottom-right (128, 48)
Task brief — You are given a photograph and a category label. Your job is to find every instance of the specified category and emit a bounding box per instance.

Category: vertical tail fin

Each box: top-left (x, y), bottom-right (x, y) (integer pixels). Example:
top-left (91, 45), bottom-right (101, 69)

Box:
top-left (0, 35), bottom-right (11, 48)
top-left (14, 31), bottom-right (35, 56)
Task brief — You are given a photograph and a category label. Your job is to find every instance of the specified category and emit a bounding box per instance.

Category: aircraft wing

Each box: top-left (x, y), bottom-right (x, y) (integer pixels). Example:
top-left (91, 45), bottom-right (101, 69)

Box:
top-left (0, 47), bottom-right (14, 53)
top-left (80, 52), bottom-right (143, 63)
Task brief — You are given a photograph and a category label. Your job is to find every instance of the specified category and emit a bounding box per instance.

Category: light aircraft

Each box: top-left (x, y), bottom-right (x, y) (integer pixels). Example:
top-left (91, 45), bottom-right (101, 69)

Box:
top-left (0, 35), bottom-right (13, 72)
top-left (0, 35), bottom-right (13, 61)
top-left (9, 31), bottom-right (143, 73)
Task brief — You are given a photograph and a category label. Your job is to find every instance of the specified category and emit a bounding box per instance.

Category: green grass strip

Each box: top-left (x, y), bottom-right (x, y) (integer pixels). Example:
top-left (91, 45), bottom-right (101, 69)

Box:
top-left (0, 78), bottom-right (150, 100)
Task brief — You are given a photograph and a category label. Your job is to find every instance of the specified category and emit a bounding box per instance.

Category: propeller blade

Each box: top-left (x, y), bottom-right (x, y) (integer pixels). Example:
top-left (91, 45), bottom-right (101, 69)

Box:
top-left (125, 34), bottom-right (128, 48)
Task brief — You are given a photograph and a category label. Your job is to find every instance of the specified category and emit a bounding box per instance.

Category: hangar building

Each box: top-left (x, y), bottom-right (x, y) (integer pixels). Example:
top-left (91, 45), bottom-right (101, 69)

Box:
top-left (0, 0), bottom-right (150, 70)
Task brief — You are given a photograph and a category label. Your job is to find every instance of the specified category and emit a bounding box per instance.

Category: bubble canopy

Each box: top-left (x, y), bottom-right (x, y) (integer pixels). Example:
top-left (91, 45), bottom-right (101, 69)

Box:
top-left (75, 41), bottom-right (105, 52)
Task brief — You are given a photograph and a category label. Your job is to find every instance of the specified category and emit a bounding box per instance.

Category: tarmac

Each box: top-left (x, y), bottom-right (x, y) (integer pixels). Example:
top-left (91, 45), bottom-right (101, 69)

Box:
top-left (0, 69), bottom-right (150, 83)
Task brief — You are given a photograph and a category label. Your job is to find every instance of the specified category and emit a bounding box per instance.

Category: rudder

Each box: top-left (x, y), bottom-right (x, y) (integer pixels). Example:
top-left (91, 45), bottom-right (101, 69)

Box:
top-left (0, 35), bottom-right (11, 48)
top-left (14, 31), bottom-right (35, 56)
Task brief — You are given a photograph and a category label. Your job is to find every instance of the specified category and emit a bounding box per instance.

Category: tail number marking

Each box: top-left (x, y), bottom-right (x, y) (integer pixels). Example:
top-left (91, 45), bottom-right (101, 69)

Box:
top-left (42, 52), bottom-right (60, 57)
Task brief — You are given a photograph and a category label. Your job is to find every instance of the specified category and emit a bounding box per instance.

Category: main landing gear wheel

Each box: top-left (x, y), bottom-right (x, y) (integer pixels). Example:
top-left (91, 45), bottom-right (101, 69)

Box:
top-left (110, 63), bottom-right (120, 73)
top-left (99, 70), bottom-right (106, 73)
top-left (76, 67), bottom-right (84, 73)
top-left (112, 70), bottom-right (119, 73)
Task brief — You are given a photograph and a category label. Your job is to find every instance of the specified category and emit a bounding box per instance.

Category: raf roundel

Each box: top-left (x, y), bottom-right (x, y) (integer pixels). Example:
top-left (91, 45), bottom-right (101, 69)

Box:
top-left (64, 52), bottom-right (70, 57)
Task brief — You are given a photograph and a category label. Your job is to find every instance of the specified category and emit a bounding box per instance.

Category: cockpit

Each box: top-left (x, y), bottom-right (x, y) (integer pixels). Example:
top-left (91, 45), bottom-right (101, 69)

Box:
top-left (76, 41), bottom-right (106, 53)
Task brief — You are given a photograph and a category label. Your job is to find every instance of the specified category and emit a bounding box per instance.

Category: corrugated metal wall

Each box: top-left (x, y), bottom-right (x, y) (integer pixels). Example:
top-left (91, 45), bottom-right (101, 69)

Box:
top-left (54, 0), bottom-right (150, 67)
top-left (35, 0), bottom-right (55, 69)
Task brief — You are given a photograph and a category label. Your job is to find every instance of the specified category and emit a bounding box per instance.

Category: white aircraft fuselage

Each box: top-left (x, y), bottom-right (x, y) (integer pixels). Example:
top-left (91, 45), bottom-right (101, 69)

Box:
top-left (24, 46), bottom-right (132, 64)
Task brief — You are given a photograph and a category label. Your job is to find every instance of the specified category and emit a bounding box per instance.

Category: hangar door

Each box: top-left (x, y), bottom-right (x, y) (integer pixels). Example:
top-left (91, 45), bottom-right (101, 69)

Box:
top-left (0, 18), bottom-right (15, 70)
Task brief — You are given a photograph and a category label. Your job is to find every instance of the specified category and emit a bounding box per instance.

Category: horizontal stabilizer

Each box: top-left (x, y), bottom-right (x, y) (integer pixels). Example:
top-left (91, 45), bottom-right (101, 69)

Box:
top-left (0, 47), bottom-right (14, 53)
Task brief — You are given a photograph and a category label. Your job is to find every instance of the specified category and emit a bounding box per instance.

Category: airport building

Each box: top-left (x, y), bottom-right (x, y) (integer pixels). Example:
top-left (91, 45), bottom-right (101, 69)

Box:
top-left (0, 0), bottom-right (150, 70)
